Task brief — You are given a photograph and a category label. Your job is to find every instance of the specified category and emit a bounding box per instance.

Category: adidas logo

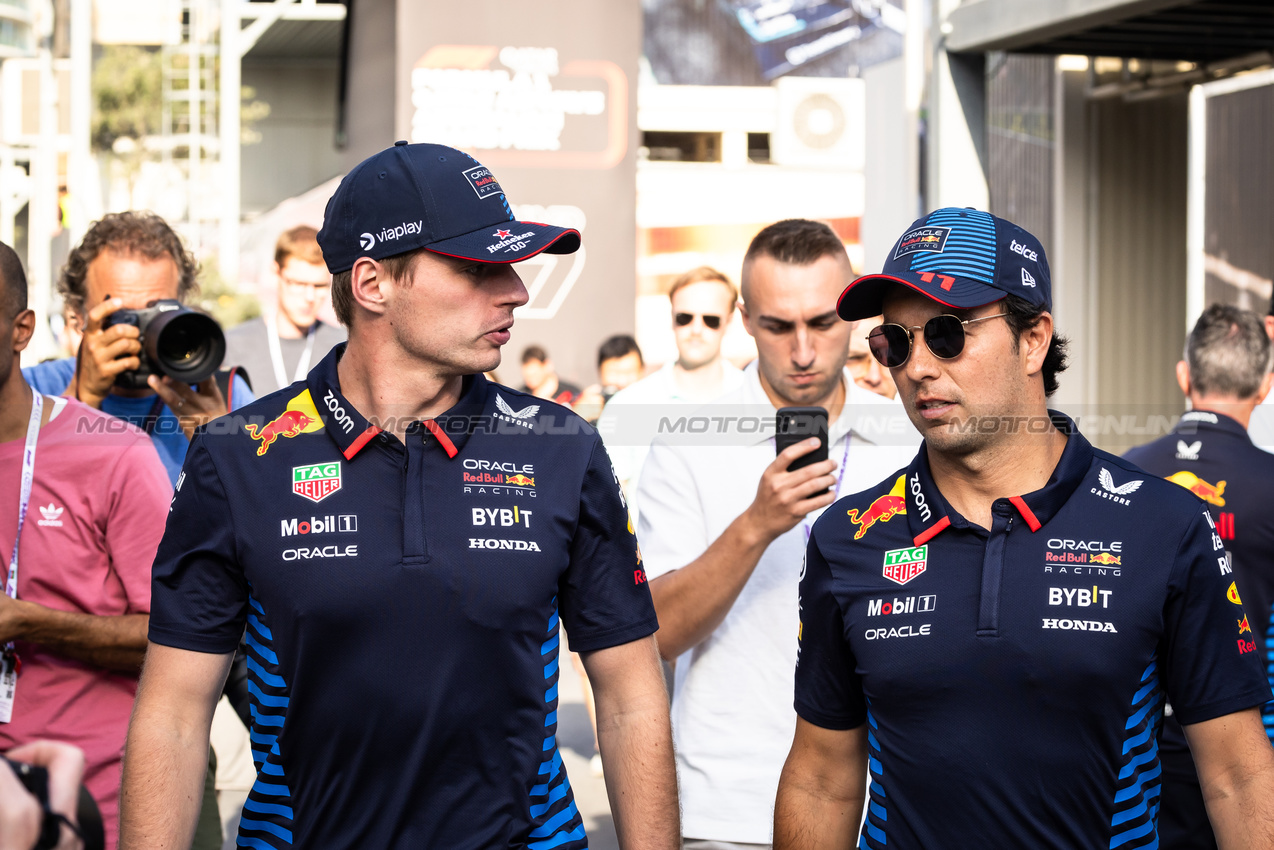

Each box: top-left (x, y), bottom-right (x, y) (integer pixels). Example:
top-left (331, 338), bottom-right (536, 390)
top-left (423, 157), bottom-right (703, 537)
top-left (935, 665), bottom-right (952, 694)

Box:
top-left (37, 503), bottom-right (64, 527)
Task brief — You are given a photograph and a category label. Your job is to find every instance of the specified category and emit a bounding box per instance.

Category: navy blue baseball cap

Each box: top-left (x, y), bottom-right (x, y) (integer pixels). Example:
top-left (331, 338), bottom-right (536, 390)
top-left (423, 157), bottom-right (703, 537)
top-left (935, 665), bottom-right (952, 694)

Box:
top-left (836, 208), bottom-right (1051, 321)
top-left (317, 141), bottom-right (581, 273)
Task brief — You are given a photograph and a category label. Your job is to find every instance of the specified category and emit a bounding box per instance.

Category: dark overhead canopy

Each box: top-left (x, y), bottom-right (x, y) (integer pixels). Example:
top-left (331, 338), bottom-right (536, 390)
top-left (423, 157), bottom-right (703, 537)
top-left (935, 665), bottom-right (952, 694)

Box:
top-left (947, 0), bottom-right (1274, 64)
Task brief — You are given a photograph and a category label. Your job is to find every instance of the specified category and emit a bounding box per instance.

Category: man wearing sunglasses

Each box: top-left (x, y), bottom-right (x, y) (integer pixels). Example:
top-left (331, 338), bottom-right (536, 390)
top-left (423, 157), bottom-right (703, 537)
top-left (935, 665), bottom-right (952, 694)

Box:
top-left (638, 221), bottom-right (916, 849)
top-left (775, 208), bottom-right (1274, 849)
top-left (598, 266), bottom-right (744, 517)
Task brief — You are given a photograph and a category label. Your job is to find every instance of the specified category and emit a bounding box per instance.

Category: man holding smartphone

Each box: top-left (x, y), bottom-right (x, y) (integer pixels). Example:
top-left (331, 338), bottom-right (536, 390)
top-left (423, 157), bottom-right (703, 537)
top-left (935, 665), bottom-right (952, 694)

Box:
top-left (637, 219), bottom-right (917, 849)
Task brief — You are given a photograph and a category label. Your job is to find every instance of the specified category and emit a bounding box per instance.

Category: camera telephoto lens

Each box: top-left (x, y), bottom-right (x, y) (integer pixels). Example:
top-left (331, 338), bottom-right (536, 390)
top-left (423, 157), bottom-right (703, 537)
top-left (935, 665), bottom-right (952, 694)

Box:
top-left (146, 309), bottom-right (226, 385)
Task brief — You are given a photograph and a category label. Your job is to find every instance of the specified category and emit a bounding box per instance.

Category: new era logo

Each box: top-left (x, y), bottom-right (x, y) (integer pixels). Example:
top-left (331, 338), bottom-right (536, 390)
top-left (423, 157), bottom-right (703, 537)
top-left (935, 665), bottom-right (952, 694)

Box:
top-left (1021, 267), bottom-right (1036, 288)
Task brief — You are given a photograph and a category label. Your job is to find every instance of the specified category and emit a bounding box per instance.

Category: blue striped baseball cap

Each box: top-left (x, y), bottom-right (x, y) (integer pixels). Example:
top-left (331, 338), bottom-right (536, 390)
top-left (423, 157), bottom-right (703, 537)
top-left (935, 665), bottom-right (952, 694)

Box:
top-left (317, 141), bottom-right (580, 274)
top-left (836, 208), bottom-right (1051, 321)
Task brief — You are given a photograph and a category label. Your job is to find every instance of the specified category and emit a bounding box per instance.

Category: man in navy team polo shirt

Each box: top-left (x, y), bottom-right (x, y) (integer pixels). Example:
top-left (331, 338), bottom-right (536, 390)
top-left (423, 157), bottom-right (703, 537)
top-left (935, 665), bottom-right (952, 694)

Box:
top-left (119, 142), bottom-right (679, 850)
top-left (1124, 303), bottom-right (1274, 850)
top-left (773, 209), bottom-right (1274, 849)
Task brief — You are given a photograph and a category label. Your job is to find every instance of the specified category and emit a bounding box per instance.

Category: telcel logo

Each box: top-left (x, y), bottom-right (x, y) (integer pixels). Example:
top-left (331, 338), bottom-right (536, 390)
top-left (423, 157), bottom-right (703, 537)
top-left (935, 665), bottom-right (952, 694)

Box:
top-left (867, 595), bottom-right (937, 616)
top-left (281, 515), bottom-right (357, 536)
top-left (1010, 239), bottom-right (1038, 261)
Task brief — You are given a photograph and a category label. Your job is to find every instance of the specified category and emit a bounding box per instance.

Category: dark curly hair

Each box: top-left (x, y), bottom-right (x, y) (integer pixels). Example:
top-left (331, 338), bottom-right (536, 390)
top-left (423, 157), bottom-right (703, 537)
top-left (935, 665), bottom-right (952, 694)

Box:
top-left (58, 211), bottom-right (199, 317)
top-left (1001, 294), bottom-right (1069, 397)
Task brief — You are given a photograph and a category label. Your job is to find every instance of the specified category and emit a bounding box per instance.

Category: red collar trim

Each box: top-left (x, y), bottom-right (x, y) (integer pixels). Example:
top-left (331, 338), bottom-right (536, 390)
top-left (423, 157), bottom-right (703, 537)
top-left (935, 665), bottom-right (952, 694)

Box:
top-left (343, 425), bottom-right (382, 460)
top-left (913, 515), bottom-right (951, 547)
top-left (423, 419), bottom-right (458, 458)
top-left (1009, 496), bottom-right (1043, 532)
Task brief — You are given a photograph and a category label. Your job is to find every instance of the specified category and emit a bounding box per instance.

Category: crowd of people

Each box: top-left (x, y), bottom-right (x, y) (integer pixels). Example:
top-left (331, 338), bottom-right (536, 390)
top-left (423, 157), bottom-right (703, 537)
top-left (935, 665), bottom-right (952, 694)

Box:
top-left (1, 139), bottom-right (1273, 850)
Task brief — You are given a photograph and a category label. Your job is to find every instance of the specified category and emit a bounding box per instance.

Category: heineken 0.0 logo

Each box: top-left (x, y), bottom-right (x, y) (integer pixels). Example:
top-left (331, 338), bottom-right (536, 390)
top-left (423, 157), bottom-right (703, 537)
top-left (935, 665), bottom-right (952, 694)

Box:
top-left (293, 462), bottom-right (342, 503)
top-left (882, 545), bottom-right (928, 586)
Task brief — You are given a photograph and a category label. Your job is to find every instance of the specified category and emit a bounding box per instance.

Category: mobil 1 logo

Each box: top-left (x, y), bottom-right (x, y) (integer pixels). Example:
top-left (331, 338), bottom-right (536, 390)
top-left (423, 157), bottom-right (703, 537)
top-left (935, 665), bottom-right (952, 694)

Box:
top-left (868, 595), bottom-right (937, 617)
top-left (281, 514), bottom-right (358, 537)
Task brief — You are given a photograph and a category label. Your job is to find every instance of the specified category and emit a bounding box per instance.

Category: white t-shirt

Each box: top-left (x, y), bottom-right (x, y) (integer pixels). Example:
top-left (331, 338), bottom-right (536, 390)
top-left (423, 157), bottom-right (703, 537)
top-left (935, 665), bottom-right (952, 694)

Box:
top-left (636, 363), bottom-right (919, 843)
top-left (596, 360), bottom-right (745, 526)
top-left (1247, 395), bottom-right (1274, 453)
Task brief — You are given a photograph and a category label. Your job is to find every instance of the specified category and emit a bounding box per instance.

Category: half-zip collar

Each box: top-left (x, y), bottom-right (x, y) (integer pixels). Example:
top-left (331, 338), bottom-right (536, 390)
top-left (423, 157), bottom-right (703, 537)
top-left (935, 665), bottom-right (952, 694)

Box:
top-left (904, 410), bottom-right (1092, 545)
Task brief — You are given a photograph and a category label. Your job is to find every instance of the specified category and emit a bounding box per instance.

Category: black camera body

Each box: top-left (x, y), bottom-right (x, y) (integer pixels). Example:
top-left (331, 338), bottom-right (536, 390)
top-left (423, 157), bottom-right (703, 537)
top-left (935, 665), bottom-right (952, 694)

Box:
top-left (101, 299), bottom-right (226, 390)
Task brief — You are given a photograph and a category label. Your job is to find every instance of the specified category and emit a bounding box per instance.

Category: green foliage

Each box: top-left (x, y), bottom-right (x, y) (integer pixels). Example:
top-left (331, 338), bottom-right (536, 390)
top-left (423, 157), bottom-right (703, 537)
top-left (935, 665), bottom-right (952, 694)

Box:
top-left (195, 256), bottom-right (261, 329)
top-left (91, 45), bottom-right (163, 153)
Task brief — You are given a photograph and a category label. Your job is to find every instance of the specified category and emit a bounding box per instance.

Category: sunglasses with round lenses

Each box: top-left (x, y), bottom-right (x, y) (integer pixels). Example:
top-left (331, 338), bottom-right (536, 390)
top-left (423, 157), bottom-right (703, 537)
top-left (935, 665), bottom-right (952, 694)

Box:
top-left (675, 312), bottom-right (723, 330)
top-left (867, 313), bottom-right (1008, 368)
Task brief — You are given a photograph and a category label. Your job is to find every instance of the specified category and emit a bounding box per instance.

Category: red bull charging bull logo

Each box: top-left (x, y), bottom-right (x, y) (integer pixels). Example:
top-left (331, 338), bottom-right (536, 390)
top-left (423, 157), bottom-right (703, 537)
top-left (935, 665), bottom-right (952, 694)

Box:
top-left (1090, 552), bottom-right (1121, 566)
top-left (505, 474), bottom-right (535, 488)
top-left (1165, 471), bottom-right (1226, 507)
top-left (245, 390), bottom-right (325, 456)
top-left (846, 475), bottom-right (907, 540)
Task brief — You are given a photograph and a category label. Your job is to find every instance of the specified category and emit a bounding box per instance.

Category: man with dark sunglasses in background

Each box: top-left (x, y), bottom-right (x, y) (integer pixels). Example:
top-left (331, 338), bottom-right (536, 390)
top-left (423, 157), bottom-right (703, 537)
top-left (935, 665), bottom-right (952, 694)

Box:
top-left (774, 208), bottom-right (1274, 850)
top-left (597, 266), bottom-right (744, 518)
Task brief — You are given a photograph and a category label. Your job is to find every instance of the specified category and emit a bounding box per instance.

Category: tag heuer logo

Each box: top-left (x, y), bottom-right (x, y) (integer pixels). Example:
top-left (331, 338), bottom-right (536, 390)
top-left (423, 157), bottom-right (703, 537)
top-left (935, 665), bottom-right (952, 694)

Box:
top-left (883, 545), bottom-right (928, 586)
top-left (293, 462), bottom-right (342, 503)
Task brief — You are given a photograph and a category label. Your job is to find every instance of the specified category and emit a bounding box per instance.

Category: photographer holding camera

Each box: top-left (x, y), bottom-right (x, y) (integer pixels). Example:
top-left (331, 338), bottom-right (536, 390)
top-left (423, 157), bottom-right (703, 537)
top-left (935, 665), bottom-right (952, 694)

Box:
top-left (23, 212), bottom-right (255, 485)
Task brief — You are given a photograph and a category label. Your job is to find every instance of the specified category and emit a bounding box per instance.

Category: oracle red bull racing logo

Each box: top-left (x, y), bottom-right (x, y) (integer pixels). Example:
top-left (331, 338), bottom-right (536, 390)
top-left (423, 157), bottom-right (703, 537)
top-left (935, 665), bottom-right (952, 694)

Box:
top-left (846, 475), bottom-right (907, 539)
top-left (245, 390), bottom-right (325, 456)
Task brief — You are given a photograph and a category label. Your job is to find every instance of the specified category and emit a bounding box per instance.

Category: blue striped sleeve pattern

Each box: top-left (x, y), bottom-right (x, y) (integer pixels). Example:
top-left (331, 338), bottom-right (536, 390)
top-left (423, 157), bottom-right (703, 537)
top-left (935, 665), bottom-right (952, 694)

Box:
top-left (237, 592), bottom-right (295, 849)
top-left (525, 602), bottom-right (587, 850)
top-left (858, 700), bottom-right (888, 850)
top-left (1263, 603), bottom-right (1274, 743)
top-left (1107, 659), bottom-right (1164, 849)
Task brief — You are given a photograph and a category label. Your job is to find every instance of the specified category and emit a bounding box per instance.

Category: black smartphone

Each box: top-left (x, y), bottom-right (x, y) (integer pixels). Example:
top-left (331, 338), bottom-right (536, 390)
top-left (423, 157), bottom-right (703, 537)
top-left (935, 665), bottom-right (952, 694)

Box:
top-left (775, 406), bottom-right (829, 472)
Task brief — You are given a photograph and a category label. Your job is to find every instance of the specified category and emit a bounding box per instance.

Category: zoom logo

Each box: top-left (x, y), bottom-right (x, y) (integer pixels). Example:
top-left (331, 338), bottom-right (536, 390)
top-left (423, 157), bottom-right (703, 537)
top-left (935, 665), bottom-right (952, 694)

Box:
top-left (359, 232), bottom-right (375, 251)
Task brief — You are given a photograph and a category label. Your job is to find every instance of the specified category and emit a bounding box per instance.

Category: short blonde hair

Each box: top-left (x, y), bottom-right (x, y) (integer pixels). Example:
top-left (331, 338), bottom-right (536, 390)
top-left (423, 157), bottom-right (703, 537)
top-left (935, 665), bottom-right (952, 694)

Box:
top-left (668, 266), bottom-right (736, 311)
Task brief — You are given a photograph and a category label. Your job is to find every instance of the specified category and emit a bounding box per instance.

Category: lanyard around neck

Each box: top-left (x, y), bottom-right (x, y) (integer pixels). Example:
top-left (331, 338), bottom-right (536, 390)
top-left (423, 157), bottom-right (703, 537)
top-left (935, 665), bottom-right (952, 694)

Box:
top-left (802, 432), bottom-right (852, 544)
top-left (6, 392), bottom-right (43, 602)
top-left (267, 318), bottom-right (318, 389)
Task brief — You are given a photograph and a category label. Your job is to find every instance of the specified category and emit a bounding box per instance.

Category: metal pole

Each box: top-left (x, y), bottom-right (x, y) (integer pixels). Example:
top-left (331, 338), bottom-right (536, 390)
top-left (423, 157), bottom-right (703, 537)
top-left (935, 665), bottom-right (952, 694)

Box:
top-left (68, 0), bottom-right (91, 243)
top-left (187, 0), bottom-right (200, 253)
top-left (220, 0), bottom-right (240, 287)
top-left (27, 2), bottom-right (59, 361)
